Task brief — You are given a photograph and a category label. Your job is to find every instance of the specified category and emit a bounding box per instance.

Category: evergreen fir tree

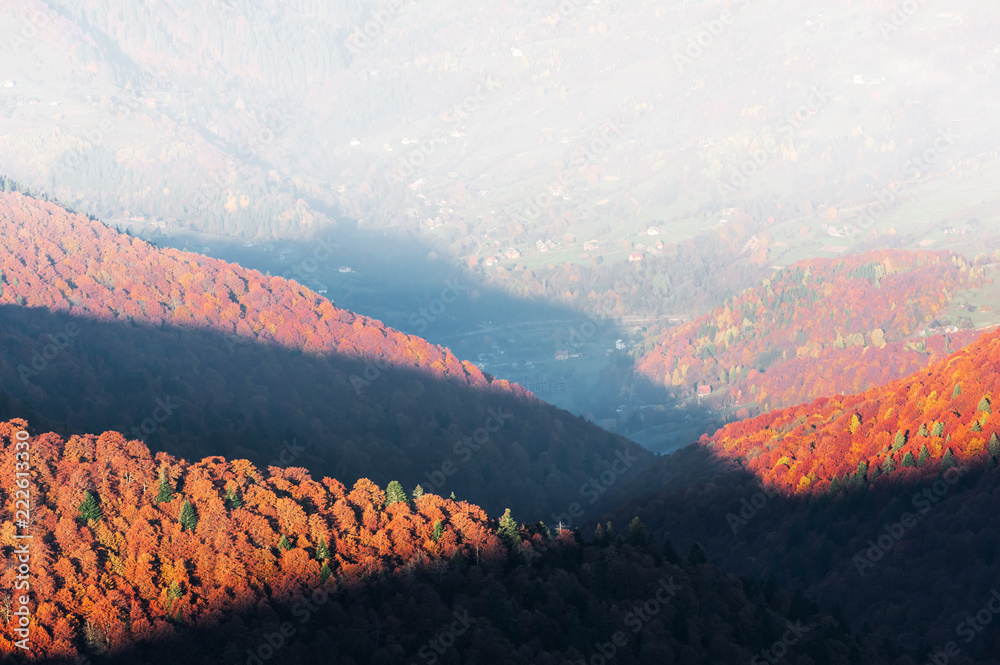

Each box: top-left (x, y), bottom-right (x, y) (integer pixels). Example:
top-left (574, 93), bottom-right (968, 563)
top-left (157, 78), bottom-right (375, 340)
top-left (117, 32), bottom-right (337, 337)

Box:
top-left (918, 423), bottom-right (929, 437)
top-left (431, 520), bottom-right (444, 543)
top-left (179, 499), bottom-right (197, 531)
top-left (893, 431), bottom-right (906, 449)
top-left (156, 468), bottom-right (174, 504)
top-left (979, 397), bottom-right (992, 414)
top-left (953, 384), bottom-right (962, 398)
top-left (319, 562), bottom-right (332, 584)
top-left (941, 448), bottom-right (958, 471)
top-left (166, 581), bottom-right (183, 613)
top-left (918, 444), bottom-right (930, 466)
top-left (412, 484), bottom-right (425, 500)
top-left (902, 452), bottom-right (916, 467)
top-left (224, 487), bottom-right (242, 509)
top-left (932, 422), bottom-right (944, 437)
top-left (855, 460), bottom-right (869, 484)
top-left (627, 517), bottom-right (648, 547)
top-left (989, 433), bottom-right (1000, 460)
top-left (384, 480), bottom-right (407, 507)
top-left (828, 476), bottom-right (842, 493)
top-left (316, 536), bottom-right (330, 561)
top-left (498, 509), bottom-right (519, 550)
top-left (449, 491), bottom-right (456, 500)
top-left (972, 420), bottom-right (982, 433)
top-left (882, 455), bottom-right (894, 475)
top-left (279, 534), bottom-right (292, 550)
top-left (78, 491), bottom-right (102, 524)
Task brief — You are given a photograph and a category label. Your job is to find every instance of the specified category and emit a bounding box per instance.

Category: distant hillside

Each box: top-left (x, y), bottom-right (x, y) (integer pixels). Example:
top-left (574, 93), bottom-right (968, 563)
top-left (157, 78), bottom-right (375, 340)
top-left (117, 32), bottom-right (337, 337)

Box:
top-left (598, 330), bottom-right (1000, 651)
top-left (0, 418), bottom-right (900, 665)
top-left (0, 191), bottom-right (649, 520)
top-left (635, 250), bottom-right (987, 416)
top-left (708, 326), bottom-right (1000, 494)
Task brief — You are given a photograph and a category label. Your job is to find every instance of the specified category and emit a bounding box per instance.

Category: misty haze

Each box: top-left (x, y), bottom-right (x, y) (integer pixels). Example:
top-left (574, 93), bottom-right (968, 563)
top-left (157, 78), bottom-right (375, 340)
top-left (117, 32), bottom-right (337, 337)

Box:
top-left (0, 0), bottom-right (999, 663)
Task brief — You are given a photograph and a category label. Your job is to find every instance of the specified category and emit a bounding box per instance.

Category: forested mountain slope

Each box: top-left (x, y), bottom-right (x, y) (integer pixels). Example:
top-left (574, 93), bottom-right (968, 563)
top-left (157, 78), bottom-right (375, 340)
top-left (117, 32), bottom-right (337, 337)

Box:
top-left (0, 191), bottom-right (648, 520)
top-left (0, 418), bottom-right (902, 665)
top-left (600, 329), bottom-right (1000, 654)
top-left (635, 250), bottom-right (987, 416)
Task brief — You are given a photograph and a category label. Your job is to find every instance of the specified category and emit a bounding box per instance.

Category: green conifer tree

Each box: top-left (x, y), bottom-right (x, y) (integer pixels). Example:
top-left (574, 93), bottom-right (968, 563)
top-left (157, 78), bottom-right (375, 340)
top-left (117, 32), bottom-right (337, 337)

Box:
top-left (279, 534), bottom-right (292, 550)
top-left (972, 420), bottom-right (982, 432)
top-left (953, 384), bottom-right (962, 398)
top-left (319, 562), bottom-right (332, 584)
top-left (179, 499), bottom-right (197, 532)
top-left (412, 484), bottom-right (425, 500)
top-left (932, 422), bottom-right (945, 437)
top-left (78, 491), bottom-right (102, 524)
top-left (940, 448), bottom-right (958, 471)
top-left (224, 487), bottom-right (242, 509)
top-left (627, 517), bottom-right (648, 547)
top-left (316, 536), bottom-right (330, 561)
top-left (498, 509), bottom-right (519, 550)
top-left (979, 397), bottom-right (992, 414)
top-left (156, 468), bottom-right (174, 504)
top-left (431, 520), bottom-right (444, 543)
top-left (384, 480), bottom-right (407, 507)
top-left (918, 444), bottom-right (930, 466)
top-left (902, 452), bottom-right (916, 467)
top-left (918, 423), bottom-right (929, 437)
top-left (989, 433), bottom-right (1000, 459)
